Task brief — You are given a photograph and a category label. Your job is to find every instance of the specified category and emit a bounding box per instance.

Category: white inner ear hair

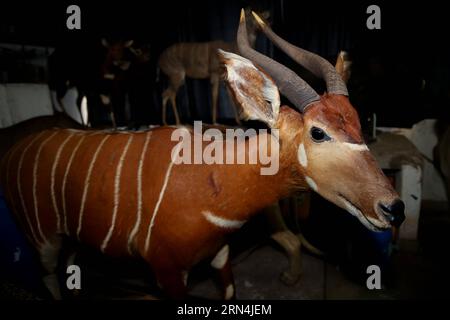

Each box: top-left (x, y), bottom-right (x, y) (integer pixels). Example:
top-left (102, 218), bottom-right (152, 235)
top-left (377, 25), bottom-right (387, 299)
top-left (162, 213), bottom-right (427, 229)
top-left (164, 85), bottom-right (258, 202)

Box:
top-left (218, 49), bottom-right (280, 126)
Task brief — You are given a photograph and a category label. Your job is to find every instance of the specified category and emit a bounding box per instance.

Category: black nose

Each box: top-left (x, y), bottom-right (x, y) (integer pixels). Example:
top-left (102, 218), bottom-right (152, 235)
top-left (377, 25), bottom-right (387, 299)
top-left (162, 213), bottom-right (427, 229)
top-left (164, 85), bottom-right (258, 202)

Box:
top-left (379, 199), bottom-right (405, 227)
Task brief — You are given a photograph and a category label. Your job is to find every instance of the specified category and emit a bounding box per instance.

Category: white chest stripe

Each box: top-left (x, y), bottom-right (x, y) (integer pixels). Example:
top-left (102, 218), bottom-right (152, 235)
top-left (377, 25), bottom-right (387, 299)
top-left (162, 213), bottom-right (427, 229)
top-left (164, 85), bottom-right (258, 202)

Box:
top-left (202, 211), bottom-right (246, 229)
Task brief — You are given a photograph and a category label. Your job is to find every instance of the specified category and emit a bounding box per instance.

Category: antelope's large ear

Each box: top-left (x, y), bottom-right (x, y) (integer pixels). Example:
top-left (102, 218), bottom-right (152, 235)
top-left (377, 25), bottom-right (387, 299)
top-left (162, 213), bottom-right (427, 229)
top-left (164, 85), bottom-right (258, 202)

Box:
top-left (335, 51), bottom-right (352, 84)
top-left (101, 38), bottom-right (109, 48)
top-left (124, 40), bottom-right (134, 48)
top-left (260, 10), bottom-right (270, 20)
top-left (218, 49), bottom-right (280, 128)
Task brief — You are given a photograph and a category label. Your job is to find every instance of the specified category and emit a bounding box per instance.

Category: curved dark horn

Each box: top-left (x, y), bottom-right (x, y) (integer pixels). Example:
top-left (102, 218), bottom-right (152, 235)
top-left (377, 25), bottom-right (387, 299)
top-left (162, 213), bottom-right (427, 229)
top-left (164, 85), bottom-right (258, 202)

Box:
top-left (237, 9), bottom-right (320, 112)
top-left (252, 12), bottom-right (348, 96)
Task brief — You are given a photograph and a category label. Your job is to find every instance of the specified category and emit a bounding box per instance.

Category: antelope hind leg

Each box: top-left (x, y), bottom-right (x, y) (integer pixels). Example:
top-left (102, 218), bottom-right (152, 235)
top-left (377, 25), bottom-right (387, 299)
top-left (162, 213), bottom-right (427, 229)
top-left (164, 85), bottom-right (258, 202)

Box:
top-left (39, 235), bottom-right (64, 300)
top-left (162, 89), bottom-right (170, 125)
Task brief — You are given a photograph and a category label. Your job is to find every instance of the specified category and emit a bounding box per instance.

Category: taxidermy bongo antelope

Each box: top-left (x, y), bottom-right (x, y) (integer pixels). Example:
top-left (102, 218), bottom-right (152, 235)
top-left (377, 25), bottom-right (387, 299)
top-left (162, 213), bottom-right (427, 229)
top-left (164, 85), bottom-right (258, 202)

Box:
top-left (0, 10), bottom-right (405, 300)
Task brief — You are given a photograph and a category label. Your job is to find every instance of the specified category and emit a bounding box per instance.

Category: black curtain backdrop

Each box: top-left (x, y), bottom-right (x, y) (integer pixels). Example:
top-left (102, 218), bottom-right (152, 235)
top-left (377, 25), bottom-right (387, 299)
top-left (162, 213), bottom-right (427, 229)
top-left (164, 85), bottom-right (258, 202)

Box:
top-left (1, 0), bottom-right (449, 127)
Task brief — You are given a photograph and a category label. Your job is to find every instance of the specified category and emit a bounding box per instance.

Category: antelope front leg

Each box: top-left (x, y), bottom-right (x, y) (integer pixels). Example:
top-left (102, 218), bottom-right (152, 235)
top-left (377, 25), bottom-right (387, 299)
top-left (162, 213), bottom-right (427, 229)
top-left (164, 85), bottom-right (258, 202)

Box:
top-left (162, 93), bottom-right (169, 125)
top-left (265, 203), bottom-right (302, 286)
top-left (211, 74), bottom-right (220, 125)
top-left (271, 230), bottom-right (302, 285)
top-left (170, 95), bottom-right (181, 125)
top-left (211, 244), bottom-right (236, 300)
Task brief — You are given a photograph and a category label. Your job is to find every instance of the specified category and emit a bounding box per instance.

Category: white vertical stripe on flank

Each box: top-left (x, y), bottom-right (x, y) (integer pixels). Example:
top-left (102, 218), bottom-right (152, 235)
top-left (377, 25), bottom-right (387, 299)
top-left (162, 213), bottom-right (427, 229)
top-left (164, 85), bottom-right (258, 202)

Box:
top-left (17, 132), bottom-right (46, 246)
top-left (144, 142), bottom-right (182, 253)
top-left (32, 131), bottom-right (59, 243)
top-left (62, 134), bottom-right (87, 234)
top-left (128, 131), bottom-right (152, 254)
top-left (50, 133), bottom-right (73, 233)
top-left (76, 134), bottom-right (110, 239)
top-left (101, 134), bottom-right (134, 252)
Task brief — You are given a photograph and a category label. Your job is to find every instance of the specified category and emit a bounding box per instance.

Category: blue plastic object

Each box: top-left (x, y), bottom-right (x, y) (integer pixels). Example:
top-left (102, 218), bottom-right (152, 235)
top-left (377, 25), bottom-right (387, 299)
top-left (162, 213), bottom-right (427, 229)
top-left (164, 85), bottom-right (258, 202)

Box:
top-left (0, 188), bottom-right (42, 292)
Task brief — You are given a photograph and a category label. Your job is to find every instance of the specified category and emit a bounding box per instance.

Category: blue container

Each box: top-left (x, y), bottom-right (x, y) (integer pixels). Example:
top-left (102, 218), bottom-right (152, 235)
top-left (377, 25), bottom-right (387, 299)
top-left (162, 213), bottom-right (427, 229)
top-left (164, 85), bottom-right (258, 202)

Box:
top-left (0, 188), bottom-right (42, 293)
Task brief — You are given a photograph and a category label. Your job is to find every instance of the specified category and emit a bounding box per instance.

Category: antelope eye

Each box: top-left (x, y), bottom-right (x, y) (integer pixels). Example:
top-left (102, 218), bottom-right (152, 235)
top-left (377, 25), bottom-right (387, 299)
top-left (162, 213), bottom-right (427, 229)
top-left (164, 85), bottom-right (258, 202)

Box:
top-left (310, 127), bottom-right (331, 143)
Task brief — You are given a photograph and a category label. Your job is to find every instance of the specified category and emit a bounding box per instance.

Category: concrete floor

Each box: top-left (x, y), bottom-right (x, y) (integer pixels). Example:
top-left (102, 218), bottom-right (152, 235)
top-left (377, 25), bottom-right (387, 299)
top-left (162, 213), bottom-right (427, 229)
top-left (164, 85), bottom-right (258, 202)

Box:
top-left (2, 203), bottom-right (450, 300)
top-left (189, 239), bottom-right (446, 300)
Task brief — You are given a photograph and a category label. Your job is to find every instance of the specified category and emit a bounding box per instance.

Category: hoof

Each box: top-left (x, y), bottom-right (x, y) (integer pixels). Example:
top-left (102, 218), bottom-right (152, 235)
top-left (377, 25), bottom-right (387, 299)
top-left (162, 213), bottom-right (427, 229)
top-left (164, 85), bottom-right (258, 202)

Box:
top-left (280, 270), bottom-right (302, 286)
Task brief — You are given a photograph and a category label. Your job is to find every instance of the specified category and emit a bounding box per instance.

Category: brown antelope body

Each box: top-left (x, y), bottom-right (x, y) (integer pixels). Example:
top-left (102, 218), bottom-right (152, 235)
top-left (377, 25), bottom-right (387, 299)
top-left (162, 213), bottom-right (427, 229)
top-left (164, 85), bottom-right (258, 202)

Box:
top-left (158, 9), bottom-right (268, 125)
top-left (0, 10), bottom-right (405, 300)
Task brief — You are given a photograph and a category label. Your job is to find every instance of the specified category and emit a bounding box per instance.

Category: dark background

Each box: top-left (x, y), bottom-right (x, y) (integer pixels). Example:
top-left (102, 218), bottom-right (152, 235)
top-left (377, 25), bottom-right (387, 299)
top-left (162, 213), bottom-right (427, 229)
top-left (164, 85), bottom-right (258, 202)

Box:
top-left (1, 0), bottom-right (449, 127)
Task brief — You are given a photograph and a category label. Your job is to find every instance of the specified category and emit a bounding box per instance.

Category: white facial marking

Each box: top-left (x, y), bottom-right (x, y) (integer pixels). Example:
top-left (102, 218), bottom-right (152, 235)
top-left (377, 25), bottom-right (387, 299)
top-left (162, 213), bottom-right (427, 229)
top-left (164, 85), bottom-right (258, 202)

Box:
top-left (341, 197), bottom-right (360, 218)
top-left (297, 143), bottom-right (307, 167)
top-left (342, 142), bottom-right (369, 152)
top-left (202, 211), bottom-right (246, 229)
top-left (211, 245), bottom-right (230, 269)
top-left (225, 284), bottom-right (234, 300)
top-left (340, 196), bottom-right (382, 232)
top-left (305, 176), bottom-right (318, 192)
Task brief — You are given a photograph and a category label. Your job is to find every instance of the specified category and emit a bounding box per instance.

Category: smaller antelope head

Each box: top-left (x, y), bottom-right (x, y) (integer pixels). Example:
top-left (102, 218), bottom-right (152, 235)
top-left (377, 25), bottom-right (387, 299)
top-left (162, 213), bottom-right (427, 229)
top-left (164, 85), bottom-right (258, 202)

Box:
top-left (219, 10), bottom-right (405, 231)
top-left (101, 38), bottom-right (134, 71)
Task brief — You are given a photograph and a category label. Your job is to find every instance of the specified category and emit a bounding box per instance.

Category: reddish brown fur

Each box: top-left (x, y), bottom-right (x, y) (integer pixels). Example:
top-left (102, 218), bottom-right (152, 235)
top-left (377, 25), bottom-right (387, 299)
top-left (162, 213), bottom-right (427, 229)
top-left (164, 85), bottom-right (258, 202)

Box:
top-left (0, 125), bottom-right (295, 298)
top-left (307, 94), bottom-right (363, 144)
